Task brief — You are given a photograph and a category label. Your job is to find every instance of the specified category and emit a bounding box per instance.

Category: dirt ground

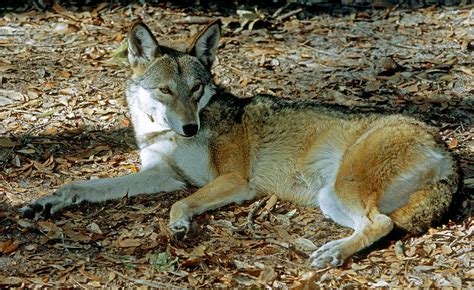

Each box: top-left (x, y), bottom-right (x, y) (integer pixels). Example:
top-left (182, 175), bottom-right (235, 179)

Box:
top-left (0, 3), bottom-right (473, 287)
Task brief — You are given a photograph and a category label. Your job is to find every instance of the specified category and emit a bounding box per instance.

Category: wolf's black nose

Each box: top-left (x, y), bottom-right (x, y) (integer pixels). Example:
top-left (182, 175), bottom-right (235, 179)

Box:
top-left (182, 124), bottom-right (198, 137)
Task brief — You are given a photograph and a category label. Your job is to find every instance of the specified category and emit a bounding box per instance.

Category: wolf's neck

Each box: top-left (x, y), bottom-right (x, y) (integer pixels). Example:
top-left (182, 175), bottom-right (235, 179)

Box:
top-left (129, 107), bottom-right (175, 147)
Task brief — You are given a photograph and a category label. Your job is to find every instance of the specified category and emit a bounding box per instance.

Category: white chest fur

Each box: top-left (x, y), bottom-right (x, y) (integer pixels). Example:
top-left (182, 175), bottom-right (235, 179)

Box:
top-left (172, 138), bottom-right (215, 187)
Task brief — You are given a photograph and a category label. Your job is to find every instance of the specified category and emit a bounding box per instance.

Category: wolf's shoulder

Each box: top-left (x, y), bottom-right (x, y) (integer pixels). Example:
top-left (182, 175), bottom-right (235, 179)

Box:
top-left (244, 94), bottom-right (369, 120)
top-left (206, 92), bottom-right (381, 121)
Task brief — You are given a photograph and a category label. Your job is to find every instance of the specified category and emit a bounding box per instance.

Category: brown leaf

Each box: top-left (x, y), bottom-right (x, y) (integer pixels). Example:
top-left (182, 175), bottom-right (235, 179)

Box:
top-left (64, 229), bottom-right (92, 242)
top-left (79, 265), bottom-right (102, 281)
top-left (292, 237), bottom-right (317, 251)
top-left (0, 89), bottom-right (24, 105)
top-left (0, 276), bottom-right (25, 285)
top-left (0, 62), bottom-right (15, 73)
top-left (440, 245), bottom-right (453, 255)
top-left (117, 238), bottom-right (141, 248)
top-left (37, 220), bottom-right (62, 240)
top-left (459, 66), bottom-right (473, 76)
top-left (404, 83), bottom-right (419, 93)
top-left (17, 148), bottom-right (35, 154)
top-left (59, 71), bottom-right (71, 78)
top-left (448, 138), bottom-right (458, 149)
top-left (0, 138), bottom-right (16, 148)
top-left (0, 240), bottom-right (19, 254)
top-left (181, 258), bottom-right (202, 267)
top-left (189, 245), bottom-right (206, 258)
top-left (115, 33), bottom-right (123, 42)
top-left (234, 274), bottom-right (257, 286)
top-left (87, 222), bottom-right (103, 234)
top-left (37, 220), bottom-right (60, 232)
top-left (91, 2), bottom-right (108, 17)
top-left (79, 145), bottom-right (110, 159)
top-left (258, 266), bottom-right (277, 284)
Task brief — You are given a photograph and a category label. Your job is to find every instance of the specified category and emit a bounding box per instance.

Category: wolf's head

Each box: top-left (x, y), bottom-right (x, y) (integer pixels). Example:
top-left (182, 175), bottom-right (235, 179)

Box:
top-left (127, 20), bottom-right (220, 137)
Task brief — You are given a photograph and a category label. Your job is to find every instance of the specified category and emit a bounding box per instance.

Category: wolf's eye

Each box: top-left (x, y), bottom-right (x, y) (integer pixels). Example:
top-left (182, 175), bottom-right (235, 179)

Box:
top-left (191, 84), bottom-right (202, 93)
top-left (159, 87), bottom-right (171, 95)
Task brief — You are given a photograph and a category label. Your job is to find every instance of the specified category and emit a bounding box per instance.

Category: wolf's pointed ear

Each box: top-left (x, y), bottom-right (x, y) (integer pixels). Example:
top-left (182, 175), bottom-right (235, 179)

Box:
top-left (128, 22), bottom-right (161, 70)
top-left (188, 19), bottom-right (221, 68)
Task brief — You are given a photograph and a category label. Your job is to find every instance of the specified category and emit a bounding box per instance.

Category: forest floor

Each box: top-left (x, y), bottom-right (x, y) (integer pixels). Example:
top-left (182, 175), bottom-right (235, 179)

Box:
top-left (0, 3), bottom-right (473, 288)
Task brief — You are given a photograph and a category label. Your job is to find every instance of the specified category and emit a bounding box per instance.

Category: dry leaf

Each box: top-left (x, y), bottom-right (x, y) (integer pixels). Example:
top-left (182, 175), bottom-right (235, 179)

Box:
top-left (189, 245), bottom-right (206, 258)
top-left (234, 274), bottom-right (257, 286)
top-left (64, 229), bottom-right (91, 242)
top-left (117, 238), bottom-right (141, 248)
top-left (459, 67), bottom-right (473, 76)
top-left (293, 237), bottom-right (317, 251)
top-left (0, 276), bottom-right (25, 285)
top-left (0, 240), bottom-right (19, 254)
top-left (258, 266), bottom-right (277, 284)
top-left (448, 138), bottom-right (458, 149)
top-left (0, 138), bottom-right (16, 148)
top-left (404, 83), bottom-right (419, 93)
top-left (440, 245), bottom-right (453, 255)
top-left (87, 222), bottom-right (103, 234)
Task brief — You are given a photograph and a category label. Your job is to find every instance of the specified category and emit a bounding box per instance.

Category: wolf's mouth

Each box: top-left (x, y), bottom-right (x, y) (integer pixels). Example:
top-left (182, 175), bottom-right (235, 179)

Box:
top-left (178, 131), bottom-right (198, 138)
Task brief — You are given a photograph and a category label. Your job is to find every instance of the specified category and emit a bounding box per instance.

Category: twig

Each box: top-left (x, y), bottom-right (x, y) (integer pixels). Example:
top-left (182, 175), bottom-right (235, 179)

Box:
top-left (277, 8), bottom-right (303, 22)
top-left (247, 198), bottom-right (268, 230)
top-left (173, 16), bottom-right (214, 24)
top-left (109, 268), bottom-right (179, 288)
top-left (60, 232), bottom-right (70, 254)
top-left (302, 44), bottom-right (340, 57)
top-left (222, 63), bottom-right (245, 76)
top-left (20, 123), bottom-right (49, 144)
top-left (0, 124), bottom-right (48, 168)
top-left (260, 194), bottom-right (278, 221)
top-left (393, 44), bottom-right (422, 50)
top-left (272, 3), bottom-right (290, 18)
top-left (51, 4), bottom-right (80, 22)
top-left (85, 206), bottom-right (107, 219)
top-left (265, 238), bottom-right (290, 249)
top-left (70, 276), bottom-right (87, 289)
top-left (221, 64), bottom-right (263, 82)
top-left (0, 146), bottom-right (16, 168)
top-left (238, 196), bottom-right (270, 235)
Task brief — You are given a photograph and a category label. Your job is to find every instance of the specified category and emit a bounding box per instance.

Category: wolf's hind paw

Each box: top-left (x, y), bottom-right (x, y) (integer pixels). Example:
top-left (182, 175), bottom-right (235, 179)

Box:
top-left (309, 249), bottom-right (343, 268)
top-left (309, 240), bottom-right (347, 268)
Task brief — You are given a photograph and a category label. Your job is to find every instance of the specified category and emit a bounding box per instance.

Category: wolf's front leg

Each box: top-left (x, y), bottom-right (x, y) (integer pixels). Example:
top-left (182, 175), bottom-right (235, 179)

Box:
top-left (21, 167), bottom-right (185, 219)
top-left (169, 173), bottom-right (256, 239)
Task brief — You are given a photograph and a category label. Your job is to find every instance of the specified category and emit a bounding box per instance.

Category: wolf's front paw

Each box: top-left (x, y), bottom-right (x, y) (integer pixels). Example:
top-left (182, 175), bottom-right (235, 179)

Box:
top-left (19, 184), bottom-right (84, 219)
top-left (169, 219), bottom-right (190, 240)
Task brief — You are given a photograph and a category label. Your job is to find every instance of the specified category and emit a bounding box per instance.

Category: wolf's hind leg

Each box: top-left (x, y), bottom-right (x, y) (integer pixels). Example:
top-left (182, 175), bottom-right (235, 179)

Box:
top-left (311, 186), bottom-right (393, 268)
top-left (310, 210), bottom-right (393, 268)
top-left (389, 178), bottom-right (456, 235)
top-left (20, 167), bottom-right (185, 219)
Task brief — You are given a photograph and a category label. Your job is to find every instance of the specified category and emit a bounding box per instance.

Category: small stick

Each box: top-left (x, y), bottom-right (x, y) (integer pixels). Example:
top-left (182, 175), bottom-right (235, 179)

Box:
top-left (109, 268), bottom-right (179, 288)
top-left (240, 196), bottom-right (271, 234)
top-left (174, 16), bottom-right (214, 24)
top-left (302, 44), bottom-right (340, 57)
top-left (272, 3), bottom-right (290, 18)
top-left (277, 8), bottom-right (303, 22)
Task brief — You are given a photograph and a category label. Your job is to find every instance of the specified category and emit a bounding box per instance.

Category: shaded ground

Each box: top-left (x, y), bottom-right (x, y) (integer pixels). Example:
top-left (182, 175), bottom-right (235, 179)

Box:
top-left (1, 3), bottom-right (473, 287)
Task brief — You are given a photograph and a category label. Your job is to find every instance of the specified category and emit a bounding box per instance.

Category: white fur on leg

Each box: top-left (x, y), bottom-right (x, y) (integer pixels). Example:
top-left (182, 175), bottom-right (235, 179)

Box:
top-left (309, 236), bottom-right (351, 268)
top-left (309, 214), bottom-right (393, 268)
top-left (20, 166), bottom-right (185, 218)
